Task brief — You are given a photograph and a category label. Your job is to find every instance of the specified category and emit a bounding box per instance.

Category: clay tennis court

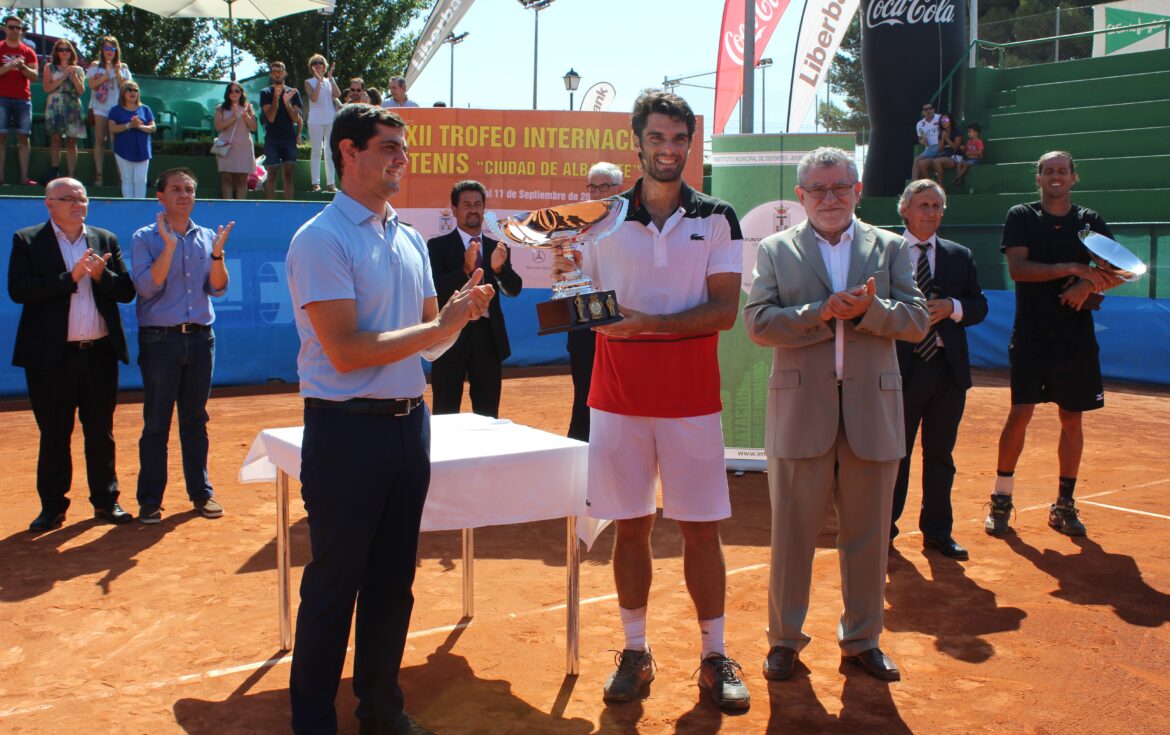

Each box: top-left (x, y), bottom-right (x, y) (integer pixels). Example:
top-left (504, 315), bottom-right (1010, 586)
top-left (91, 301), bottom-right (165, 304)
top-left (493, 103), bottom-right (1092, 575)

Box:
top-left (1, 370), bottom-right (1168, 734)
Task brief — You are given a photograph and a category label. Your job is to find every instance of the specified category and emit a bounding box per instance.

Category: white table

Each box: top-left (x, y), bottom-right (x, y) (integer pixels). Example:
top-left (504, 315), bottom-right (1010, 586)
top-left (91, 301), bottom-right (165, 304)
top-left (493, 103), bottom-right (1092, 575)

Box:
top-left (240, 413), bottom-right (597, 675)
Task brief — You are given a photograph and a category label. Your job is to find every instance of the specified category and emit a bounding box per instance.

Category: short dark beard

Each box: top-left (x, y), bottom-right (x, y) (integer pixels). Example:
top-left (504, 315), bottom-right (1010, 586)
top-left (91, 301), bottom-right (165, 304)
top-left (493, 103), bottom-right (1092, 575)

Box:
top-left (639, 147), bottom-right (686, 184)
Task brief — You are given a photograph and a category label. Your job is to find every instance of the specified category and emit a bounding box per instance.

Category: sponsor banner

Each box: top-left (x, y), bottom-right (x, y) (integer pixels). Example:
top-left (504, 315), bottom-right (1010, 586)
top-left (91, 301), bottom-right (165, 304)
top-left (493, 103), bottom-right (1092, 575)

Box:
top-left (714, 0), bottom-right (793, 135)
top-left (711, 132), bottom-right (854, 467)
top-left (579, 82), bottom-right (617, 111)
top-left (786, 0), bottom-right (861, 133)
top-left (405, 0), bottom-right (476, 89)
top-left (1092, 0), bottom-right (1170, 56)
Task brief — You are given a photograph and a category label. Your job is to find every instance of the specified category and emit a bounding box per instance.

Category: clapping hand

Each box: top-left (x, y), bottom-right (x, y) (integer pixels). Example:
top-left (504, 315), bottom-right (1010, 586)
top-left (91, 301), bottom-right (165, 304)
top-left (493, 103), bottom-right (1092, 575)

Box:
top-left (212, 221), bottom-right (235, 258)
top-left (439, 269), bottom-right (495, 332)
top-left (156, 212), bottom-right (177, 249)
top-left (70, 248), bottom-right (111, 282)
top-left (489, 241), bottom-right (509, 272)
top-left (820, 277), bottom-right (876, 321)
top-left (463, 239), bottom-right (480, 275)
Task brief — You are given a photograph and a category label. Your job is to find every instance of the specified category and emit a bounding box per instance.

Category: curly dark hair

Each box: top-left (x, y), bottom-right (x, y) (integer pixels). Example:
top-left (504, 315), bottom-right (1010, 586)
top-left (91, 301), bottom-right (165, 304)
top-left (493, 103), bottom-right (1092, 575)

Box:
top-left (631, 90), bottom-right (696, 142)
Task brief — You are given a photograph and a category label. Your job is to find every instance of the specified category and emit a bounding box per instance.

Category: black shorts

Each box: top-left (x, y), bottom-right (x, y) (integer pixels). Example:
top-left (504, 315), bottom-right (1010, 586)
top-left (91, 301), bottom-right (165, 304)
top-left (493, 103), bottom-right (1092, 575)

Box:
top-left (1009, 338), bottom-right (1104, 412)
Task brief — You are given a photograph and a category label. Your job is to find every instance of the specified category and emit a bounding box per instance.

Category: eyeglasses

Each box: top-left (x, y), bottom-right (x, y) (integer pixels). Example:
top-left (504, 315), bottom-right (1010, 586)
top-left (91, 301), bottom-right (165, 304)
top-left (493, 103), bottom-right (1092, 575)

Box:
top-left (55, 47), bottom-right (70, 52)
top-left (586, 182), bottom-right (619, 195)
top-left (102, 45), bottom-right (116, 51)
top-left (349, 87), bottom-right (363, 93)
top-left (125, 90), bottom-right (139, 94)
top-left (229, 88), bottom-right (241, 93)
top-left (48, 196), bottom-right (89, 204)
top-left (311, 60), bottom-right (325, 66)
top-left (5, 25), bottom-right (22, 31)
top-left (799, 183), bottom-right (856, 200)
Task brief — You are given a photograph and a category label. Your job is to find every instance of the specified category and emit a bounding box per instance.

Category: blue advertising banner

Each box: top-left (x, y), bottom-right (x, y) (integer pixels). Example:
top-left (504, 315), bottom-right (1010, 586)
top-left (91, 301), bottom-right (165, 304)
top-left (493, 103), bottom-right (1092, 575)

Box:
top-left (1, 197), bottom-right (567, 398)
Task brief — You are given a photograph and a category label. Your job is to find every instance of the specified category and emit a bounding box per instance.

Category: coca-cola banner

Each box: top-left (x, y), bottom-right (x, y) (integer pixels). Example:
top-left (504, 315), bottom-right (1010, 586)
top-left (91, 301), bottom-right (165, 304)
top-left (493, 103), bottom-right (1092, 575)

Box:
top-left (714, 0), bottom-right (793, 135)
top-left (860, 0), bottom-right (966, 196)
top-left (785, 0), bottom-right (861, 133)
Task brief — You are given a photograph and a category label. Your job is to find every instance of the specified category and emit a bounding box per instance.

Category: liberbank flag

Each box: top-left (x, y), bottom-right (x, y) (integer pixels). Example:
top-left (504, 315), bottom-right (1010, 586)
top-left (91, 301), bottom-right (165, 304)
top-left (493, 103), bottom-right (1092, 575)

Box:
top-left (1092, 0), bottom-right (1170, 56)
top-left (405, 0), bottom-right (477, 88)
top-left (785, 0), bottom-right (859, 132)
top-left (714, 0), bottom-right (791, 134)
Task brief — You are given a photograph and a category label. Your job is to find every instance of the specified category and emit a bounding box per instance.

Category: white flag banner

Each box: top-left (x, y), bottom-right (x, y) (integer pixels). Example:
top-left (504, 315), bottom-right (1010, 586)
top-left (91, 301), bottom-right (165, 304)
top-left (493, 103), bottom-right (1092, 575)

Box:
top-left (786, 0), bottom-right (861, 132)
top-left (405, 0), bottom-right (477, 88)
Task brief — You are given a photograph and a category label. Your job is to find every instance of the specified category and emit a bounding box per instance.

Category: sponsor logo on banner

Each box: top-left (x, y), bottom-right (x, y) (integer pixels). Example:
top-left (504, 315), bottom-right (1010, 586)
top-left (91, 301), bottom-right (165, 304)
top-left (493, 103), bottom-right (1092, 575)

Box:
top-left (580, 82), bottom-right (616, 112)
top-left (1092, 1), bottom-right (1170, 56)
top-left (710, 151), bottom-right (811, 166)
top-left (405, 0), bottom-right (476, 88)
top-left (714, 0), bottom-right (793, 135)
top-left (786, 0), bottom-right (861, 132)
top-left (864, 0), bottom-right (956, 28)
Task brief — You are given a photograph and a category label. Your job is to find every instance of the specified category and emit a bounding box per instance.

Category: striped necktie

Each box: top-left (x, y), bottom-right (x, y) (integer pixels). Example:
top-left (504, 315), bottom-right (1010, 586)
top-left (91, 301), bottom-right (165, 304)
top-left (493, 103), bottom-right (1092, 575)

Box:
top-left (914, 242), bottom-right (938, 362)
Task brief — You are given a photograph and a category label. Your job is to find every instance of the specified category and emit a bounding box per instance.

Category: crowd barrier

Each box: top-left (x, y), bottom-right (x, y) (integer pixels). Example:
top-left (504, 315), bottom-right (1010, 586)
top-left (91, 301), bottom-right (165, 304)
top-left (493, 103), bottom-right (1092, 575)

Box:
top-left (2, 197), bottom-right (1167, 397)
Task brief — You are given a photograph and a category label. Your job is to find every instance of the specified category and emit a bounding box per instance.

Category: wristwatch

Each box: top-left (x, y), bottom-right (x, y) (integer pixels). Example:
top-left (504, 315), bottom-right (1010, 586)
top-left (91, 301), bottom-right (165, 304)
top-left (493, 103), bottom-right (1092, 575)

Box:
top-left (210, 252), bottom-right (225, 261)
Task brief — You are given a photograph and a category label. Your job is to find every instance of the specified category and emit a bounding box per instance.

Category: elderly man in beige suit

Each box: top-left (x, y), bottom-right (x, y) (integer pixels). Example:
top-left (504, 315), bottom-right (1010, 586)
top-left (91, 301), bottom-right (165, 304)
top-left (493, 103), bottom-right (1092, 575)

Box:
top-left (743, 147), bottom-right (929, 683)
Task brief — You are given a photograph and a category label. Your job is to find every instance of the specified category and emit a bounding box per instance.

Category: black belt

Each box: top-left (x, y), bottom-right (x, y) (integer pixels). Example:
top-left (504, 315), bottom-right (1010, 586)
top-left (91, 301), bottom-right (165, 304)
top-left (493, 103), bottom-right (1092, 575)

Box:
top-left (142, 323), bottom-right (211, 334)
top-left (305, 396), bottom-right (423, 417)
top-left (66, 337), bottom-right (109, 350)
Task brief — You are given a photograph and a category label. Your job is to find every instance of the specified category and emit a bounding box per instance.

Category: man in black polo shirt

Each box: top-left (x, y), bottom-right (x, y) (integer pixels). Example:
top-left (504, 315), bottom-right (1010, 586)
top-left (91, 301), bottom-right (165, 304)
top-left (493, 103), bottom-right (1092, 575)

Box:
top-left (985, 151), bottom-right (1124, 537)
top-left (260, 61), bottom-right (302, 200)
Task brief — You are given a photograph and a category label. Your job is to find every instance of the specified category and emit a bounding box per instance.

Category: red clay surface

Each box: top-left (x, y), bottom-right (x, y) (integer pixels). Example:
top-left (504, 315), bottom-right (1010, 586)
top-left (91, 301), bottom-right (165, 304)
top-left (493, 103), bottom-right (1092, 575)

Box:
top-left (1, 370), bottom-right (1168, 734)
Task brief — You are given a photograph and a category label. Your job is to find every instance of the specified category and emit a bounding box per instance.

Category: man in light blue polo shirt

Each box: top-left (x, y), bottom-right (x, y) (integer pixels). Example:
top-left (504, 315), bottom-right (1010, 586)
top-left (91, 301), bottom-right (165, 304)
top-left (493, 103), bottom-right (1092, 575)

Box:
top-left (130, 167), bottom-right (234, 525)
top-left (285, 103), bottom-right (494, 735)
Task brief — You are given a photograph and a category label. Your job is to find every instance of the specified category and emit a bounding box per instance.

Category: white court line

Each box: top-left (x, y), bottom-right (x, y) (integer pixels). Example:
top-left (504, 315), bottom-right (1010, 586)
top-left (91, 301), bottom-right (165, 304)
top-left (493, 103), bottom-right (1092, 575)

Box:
top-left (4, 479), bottom-right (1166, 719)
top-left (1078, 501), bottom-right (1170, 521)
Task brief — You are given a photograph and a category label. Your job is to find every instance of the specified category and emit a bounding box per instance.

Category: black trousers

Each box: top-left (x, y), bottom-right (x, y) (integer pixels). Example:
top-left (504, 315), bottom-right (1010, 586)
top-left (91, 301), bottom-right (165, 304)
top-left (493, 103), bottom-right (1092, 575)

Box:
top-left (290, 402), bottom-right (431, 735)
top-left (566, 328), bottom-right (595, 442)
top-left (891, 350), bottom-right (967, 539)
top-left (24, 339), bottom-right (121, 514)
top-left (429, 318), bottom-right (501, 418)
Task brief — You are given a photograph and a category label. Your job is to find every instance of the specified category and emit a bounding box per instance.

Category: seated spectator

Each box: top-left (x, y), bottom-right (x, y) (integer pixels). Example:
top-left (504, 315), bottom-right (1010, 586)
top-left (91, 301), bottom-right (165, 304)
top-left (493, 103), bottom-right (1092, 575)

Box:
top-left (953, 123), bottom-right (984, 186)
top-left (365, 86), bottom-right (382, 106)
top-left (910, 101), bottom-right (939, 180)
top-left (106, 81), bottom-right (154, 198)
top-left (86, 35), bottom-right (131, 188)
top-left (303, 54), bottom-right (338, 192)
top-left (926, 115), bottom-right (963, 183)
top-left (42, 39), bottom-right (85, 180)
top-left (382, 75), bottom-right (419, 108)
top-left (213, 81), bottom-right (257, 200)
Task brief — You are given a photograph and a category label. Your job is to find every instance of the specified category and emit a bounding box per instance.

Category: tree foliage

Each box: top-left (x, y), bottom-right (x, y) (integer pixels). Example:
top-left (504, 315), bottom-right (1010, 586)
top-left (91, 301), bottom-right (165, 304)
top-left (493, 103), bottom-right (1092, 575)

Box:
top-left (232, 0), bottom-right (429, 90)
top-left (48, 7), bottom-right (228, 79)
top-left (818, 13), bottom-right (868, 140)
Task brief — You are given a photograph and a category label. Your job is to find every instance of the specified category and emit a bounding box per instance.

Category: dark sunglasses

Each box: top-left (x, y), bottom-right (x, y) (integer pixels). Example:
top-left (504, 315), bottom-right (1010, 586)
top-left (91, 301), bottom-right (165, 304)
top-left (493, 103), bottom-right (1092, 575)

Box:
top-left (102, 44), bottom-right (116, 51)
top-left (5, 25), bottom-right (23, 31)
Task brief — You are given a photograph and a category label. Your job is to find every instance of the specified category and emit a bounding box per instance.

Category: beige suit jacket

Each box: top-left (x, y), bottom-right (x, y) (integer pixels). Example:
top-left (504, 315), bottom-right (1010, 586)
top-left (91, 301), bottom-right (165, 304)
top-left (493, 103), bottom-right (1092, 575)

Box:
top-left (743, 219), bottom-right (930, 462)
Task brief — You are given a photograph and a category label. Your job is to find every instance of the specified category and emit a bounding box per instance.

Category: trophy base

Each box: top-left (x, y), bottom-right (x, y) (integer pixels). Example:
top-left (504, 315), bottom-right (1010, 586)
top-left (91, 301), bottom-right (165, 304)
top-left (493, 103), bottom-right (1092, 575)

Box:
top-left (536, 289), bottom-right (623, 336)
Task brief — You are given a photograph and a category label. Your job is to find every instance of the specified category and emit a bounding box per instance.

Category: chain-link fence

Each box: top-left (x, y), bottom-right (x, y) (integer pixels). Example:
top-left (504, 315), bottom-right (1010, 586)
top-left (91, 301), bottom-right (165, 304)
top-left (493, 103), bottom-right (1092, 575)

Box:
top-left (977, 5), bottom-right (1096, 68)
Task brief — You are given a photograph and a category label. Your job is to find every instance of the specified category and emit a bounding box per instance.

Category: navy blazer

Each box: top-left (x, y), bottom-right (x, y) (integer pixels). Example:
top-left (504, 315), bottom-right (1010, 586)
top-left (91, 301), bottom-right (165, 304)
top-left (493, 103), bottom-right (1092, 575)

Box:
top-left (8, 221), bottom-right (136, 369)
top-left (897, 236), bottom-right (989, 389)
top-left (427, 229), bottom-right (523, 361)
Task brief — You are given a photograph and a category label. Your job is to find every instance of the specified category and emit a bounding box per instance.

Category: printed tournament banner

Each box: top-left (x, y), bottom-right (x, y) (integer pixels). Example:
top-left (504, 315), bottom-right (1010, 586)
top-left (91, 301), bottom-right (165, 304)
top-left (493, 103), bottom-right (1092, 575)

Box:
top-left (391, 107), bottom-right (704, 290)
top-left (712, 132), bottom-right (855, 469)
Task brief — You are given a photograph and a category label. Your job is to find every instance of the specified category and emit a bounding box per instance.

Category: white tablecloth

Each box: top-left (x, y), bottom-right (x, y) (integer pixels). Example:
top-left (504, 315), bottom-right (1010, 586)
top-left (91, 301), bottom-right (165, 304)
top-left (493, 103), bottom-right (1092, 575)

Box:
top-left (240, 412), bottom-right (605, 544)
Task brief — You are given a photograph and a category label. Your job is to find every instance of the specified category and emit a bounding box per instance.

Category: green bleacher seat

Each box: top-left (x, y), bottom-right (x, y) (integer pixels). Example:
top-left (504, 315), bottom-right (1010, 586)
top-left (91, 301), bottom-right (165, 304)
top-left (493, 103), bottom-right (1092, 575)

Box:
top-left (170, 100), bottom-right (214, 139)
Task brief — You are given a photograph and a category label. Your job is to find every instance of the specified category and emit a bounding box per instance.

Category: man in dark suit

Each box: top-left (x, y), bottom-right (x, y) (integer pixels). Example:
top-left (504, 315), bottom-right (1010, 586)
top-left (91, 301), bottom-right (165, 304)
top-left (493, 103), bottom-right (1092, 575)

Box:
top-left (890, 179), bottom-right (988, 560)
top-left (7, 178), bottom-right (136, 532)
top-left (427, 180), bottom-right (522, 417)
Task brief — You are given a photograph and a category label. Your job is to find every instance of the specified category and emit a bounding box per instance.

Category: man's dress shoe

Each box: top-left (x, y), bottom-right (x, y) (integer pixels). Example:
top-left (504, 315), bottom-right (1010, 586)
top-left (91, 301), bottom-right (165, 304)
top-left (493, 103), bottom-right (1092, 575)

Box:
top-left (763, 645), bottom-right (799, 681)
top-left (842, 648), bottom-right (901, 681)
top-left (923, 535), bottom-right (969, 560)
top-left (29, 511), bottom-right (66, 533)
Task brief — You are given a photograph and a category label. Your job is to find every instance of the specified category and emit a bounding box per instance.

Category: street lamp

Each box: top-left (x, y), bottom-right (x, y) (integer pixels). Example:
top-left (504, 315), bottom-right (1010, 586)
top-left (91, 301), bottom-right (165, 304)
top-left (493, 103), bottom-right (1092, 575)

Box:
top-left (445, 31), bottom-right (469, 108)
top-left (563, 68), bottom-right (580, 110)
top-left (756, 58), bottom-right (773, 133)
top-left (518, 0), bottom-right (556, 109)
top-left (318, 7), bottom-right (334, 63)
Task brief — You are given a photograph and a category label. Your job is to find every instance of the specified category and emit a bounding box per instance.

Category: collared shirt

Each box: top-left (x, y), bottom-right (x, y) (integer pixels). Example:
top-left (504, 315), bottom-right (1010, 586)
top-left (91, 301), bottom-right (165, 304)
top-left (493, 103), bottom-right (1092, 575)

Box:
top-left (53, 222), bottom-right (108, 342)
top-left (381, 97), bottom-right (419, 108)
top-left (815, 221), bottom-right (854, 381)
top-left (286, 190), bottom-right (436, 401)
top-left (455, 227), bottom-right (489, 318)
top-left (584, 178), bottom-right (743, 418)
top-left (903, 230), bottom-right (965, 345)
top-left (131, 218), bottom-right (227, 327)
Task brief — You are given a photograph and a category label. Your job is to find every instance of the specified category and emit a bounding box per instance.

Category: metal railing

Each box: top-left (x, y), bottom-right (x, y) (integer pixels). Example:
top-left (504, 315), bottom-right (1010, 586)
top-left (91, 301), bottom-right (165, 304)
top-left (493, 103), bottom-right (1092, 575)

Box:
top-left (931, 20), bottom-right (1170, 122)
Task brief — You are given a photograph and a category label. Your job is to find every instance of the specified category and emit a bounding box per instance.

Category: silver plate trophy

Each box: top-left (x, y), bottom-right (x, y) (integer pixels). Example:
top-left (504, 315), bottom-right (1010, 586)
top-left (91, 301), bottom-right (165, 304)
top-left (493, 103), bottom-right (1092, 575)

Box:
top-left (1078, 229), bottom-right (1148, 282)
top-left (486, 196), bottom-right (628, 335)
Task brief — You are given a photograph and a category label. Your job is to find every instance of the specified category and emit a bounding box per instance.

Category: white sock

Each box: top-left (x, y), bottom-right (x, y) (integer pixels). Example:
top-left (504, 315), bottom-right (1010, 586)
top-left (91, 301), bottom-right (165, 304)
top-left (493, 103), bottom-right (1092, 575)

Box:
top-left (699, 616), bottom-right (726, 659)
top-left (994, 475), bottom-right (1015, 496)
top-left (619, 605), bottom-right (648, 652)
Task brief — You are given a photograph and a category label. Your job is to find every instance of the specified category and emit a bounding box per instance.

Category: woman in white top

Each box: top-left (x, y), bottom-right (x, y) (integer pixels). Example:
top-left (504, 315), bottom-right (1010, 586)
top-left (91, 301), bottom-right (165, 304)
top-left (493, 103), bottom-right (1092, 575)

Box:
top-left (303, 53), bottom-right (339, 193)
top-left (86, 35), bottom-right (132, 188)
